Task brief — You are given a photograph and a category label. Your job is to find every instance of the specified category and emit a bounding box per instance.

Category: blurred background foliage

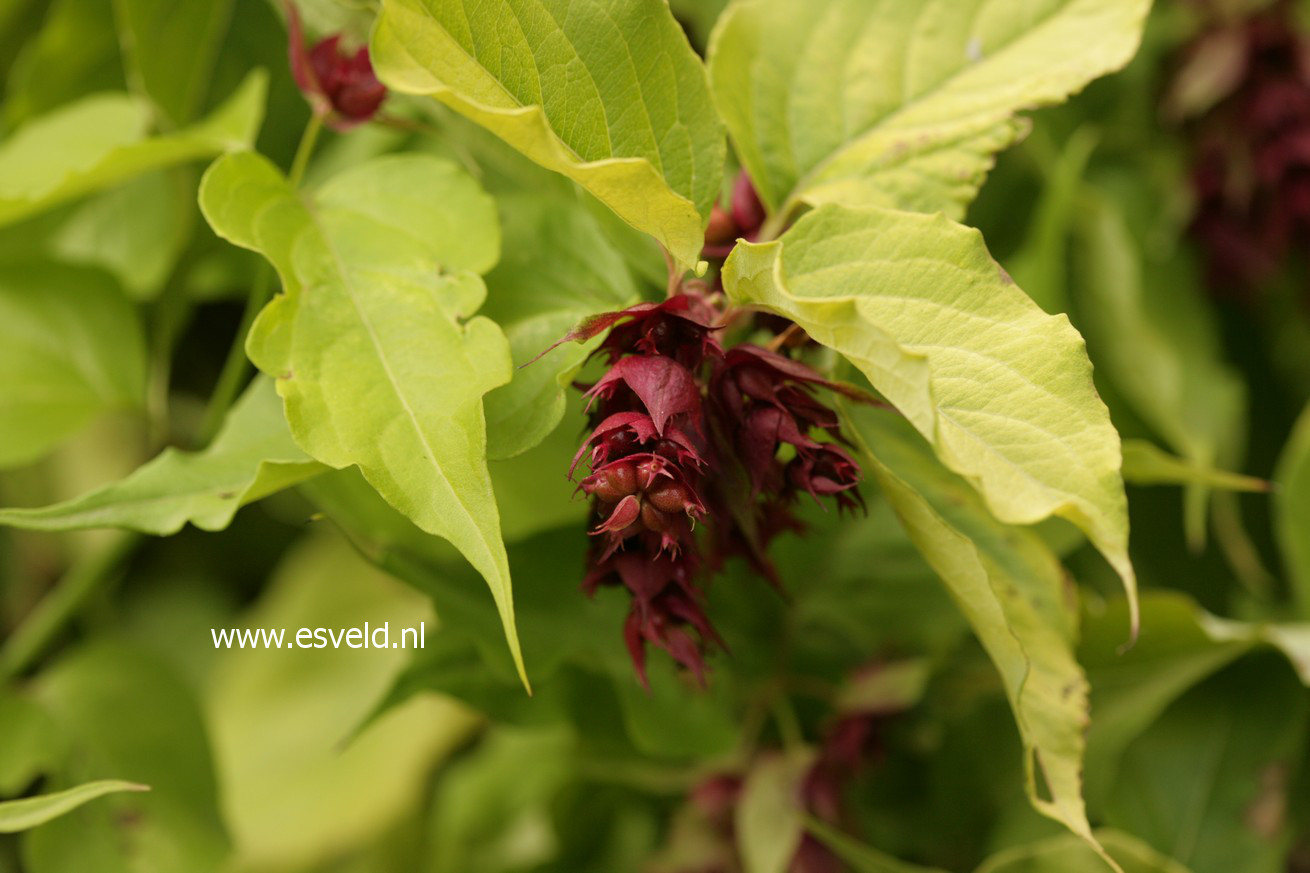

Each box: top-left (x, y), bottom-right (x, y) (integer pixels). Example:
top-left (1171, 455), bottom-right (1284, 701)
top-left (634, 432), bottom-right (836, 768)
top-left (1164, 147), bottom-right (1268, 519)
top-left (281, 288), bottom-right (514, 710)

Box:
top-left (0, 0), bottom-right (1309, 871)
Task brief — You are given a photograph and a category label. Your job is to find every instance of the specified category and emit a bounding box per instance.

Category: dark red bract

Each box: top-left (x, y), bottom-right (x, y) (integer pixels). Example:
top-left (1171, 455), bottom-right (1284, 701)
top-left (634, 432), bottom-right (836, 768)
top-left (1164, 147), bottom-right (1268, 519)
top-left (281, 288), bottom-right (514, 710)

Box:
top-left (551, 291), bottom-right (864, 686)
top-left (287, 3), bottom-right (387, 129)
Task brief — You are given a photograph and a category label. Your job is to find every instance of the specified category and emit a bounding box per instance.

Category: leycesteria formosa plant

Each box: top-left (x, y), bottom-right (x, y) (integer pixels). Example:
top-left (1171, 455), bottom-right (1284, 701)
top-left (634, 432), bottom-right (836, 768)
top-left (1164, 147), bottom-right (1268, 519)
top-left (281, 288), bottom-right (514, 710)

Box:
top-left (17, 0), bottom-right (1304, 871)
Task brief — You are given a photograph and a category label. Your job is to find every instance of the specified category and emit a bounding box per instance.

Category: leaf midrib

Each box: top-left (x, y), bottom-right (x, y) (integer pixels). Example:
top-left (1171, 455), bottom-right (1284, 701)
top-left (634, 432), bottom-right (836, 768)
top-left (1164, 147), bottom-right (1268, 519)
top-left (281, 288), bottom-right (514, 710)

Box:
top-left (307, 208), bottom-right (504, 584)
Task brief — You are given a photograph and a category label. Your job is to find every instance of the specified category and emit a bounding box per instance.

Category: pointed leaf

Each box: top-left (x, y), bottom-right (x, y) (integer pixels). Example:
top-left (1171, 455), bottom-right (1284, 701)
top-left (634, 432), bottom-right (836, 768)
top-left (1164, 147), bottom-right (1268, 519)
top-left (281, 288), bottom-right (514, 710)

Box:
top-left (0, 780), bottom-right (149, 833)
top-left (200, 151), bottom-right (529, 688)
top-left (845, 404), bottom-right (1109, 865)
top-left (370, 0), bottom-right (725, 267)
top-left (0, 262), bottom-right (146, 468)
top-left (707, 0), bottom-right (1150, 219)
top-left (725, 204), bottom-right (1136, 629)
top-left (0, 70), bottom-right (266, 227)
top-left (0, 378), bottom-right (323, 534)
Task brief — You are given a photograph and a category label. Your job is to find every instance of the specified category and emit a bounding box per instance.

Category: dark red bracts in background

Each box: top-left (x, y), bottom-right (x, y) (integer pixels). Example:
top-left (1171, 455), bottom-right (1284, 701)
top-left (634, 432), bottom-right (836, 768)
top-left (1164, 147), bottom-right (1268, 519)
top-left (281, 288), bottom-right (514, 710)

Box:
top-left (1179, 0), bottom-right (1310, 295)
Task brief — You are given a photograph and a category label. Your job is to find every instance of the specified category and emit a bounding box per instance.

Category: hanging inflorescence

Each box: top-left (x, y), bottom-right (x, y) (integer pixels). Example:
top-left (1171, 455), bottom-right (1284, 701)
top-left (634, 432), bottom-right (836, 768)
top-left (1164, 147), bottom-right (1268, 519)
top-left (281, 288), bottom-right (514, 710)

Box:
top-left (549, 286), bottom-right (864, 686)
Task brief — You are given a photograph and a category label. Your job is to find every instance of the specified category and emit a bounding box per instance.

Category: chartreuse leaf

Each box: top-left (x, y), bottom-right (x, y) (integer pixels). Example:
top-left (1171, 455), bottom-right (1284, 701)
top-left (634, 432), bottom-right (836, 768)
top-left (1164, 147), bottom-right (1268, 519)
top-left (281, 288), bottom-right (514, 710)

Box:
top-left (199, 151), bottom-right (529, 688)
top-left (0, 780), bottom-right (149, 833)
top-left (1276, 401), bottom-right (1310, 616)
top-left (112, 0), bottom-right (234, 125)
top-left (706, 0), bottom-right (1149, 220)
top-left (481, 192), bottom-right (639, 459)
top-left (0, 262), bottom-right (146, 468)
top-left (724, 204), bottom-right (1137, 631)
top-left (0, 69), bottom-right (265, 228)
top-left (0, 378), bottom-right (323, 534)
top-left (844, 404), bottom-right (1111, 868)
top-left (370, 0), bottom-right (725, 267)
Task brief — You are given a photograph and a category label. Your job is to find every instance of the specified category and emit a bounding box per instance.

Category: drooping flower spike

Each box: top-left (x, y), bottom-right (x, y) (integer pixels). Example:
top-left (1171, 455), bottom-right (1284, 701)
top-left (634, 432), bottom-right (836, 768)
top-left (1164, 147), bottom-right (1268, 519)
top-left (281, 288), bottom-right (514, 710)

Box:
top-left (544, 290), bottom-right (866, 685)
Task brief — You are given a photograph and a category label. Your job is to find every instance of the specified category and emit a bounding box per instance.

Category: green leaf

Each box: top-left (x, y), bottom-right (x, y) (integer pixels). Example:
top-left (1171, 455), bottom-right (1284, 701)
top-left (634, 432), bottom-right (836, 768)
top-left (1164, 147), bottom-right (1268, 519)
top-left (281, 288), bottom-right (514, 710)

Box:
top-left (481, 192), bottom-right (639, 459)
top-left (112, 0), bottom-right (235, 125)
top-left (706, 0), bottom-right (1150, 220)
top-left (50, 170), bottom-right (192, 300)
top-left (0, 690), bottom-right (63, 797)
top-left (844, 404), bottom-right (1110, 866)
top-left (1074, 193), bottom-right (1246, 548)
top-left (200, 151), bottom-right (529, 688)
top-left (23, 642), bottom-right (230, 871)
top-left (370, 0), bottom-right (725, 267)
top-left (1121, 440), bottom-right (1268, 494)
top-left (0, 69), bottom-right (266, 228)
top-left (0, 780), bottom-right (149, 834)
top-left (735, 750), bottom-right (814, 873)
top-left (3, 0), bottom-right (124, 127)
top-left (0, 262), bottom-right (146, 468)
top-left (0, 378), bottom-right (323, 534)
top-left (1103, 657), bottom-right (1307, 873)
top-left (725, 204), bottom-right (1136, 630)
top-left (1276, 401), bottom-right (1310, 617)
top-left (429, 725), bottom-right (575, 873)
top-left (973, 830), bottom-right (1193, 873)
top-left (1078, 593), bottom-right (1252, 809)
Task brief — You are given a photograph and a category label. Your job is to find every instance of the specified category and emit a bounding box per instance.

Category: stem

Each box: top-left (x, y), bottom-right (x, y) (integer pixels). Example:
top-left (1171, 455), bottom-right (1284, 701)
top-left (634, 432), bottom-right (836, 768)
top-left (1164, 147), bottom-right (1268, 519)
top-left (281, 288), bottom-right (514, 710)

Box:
top-left (288, 112), bottom-right (325, 188)
top-left (195, 114), bottom-right (324, 445)
top-left (0, 532), bottom-right (139, 680)
top-left (662, 246), bottom-right (683, 298)
top-left (195, 264), bottom-right (272, 445)
top-left (757, 199), bottom-right (798, 242)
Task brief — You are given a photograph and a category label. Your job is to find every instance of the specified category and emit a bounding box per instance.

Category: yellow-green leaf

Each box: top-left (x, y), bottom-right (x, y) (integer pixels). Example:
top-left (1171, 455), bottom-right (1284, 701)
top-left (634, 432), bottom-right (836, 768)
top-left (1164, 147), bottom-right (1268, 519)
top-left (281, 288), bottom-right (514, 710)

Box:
top-left (370, 0), bottom-right (725, 267)
top-left (0, 378), bottom-right (323, 534)
top-left (845, 404), bottom-right (1112, 869)
top-left (707, 0), bottom-right (1149, 220)
top-left (0, 262), bottom-right (146, 468)
top-left (0, 780), bottom-right (149, 833)
top-left (724, 204), bottom-right (1136, 630)
top-left (200, 151), bottom-right (528, 689)
top-left (0, 70), bottom-right (266, 227)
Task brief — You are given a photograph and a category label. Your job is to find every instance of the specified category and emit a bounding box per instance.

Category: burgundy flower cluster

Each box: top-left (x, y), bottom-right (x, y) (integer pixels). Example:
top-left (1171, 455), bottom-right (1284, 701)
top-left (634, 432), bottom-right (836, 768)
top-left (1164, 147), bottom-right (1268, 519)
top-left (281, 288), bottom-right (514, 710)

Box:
top-left (287, 3), bottom-right (387, 129)
top-left (557, 292), bottom-right (862, 686)
top-left (1179, 0), bottom-right (1310, 294)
